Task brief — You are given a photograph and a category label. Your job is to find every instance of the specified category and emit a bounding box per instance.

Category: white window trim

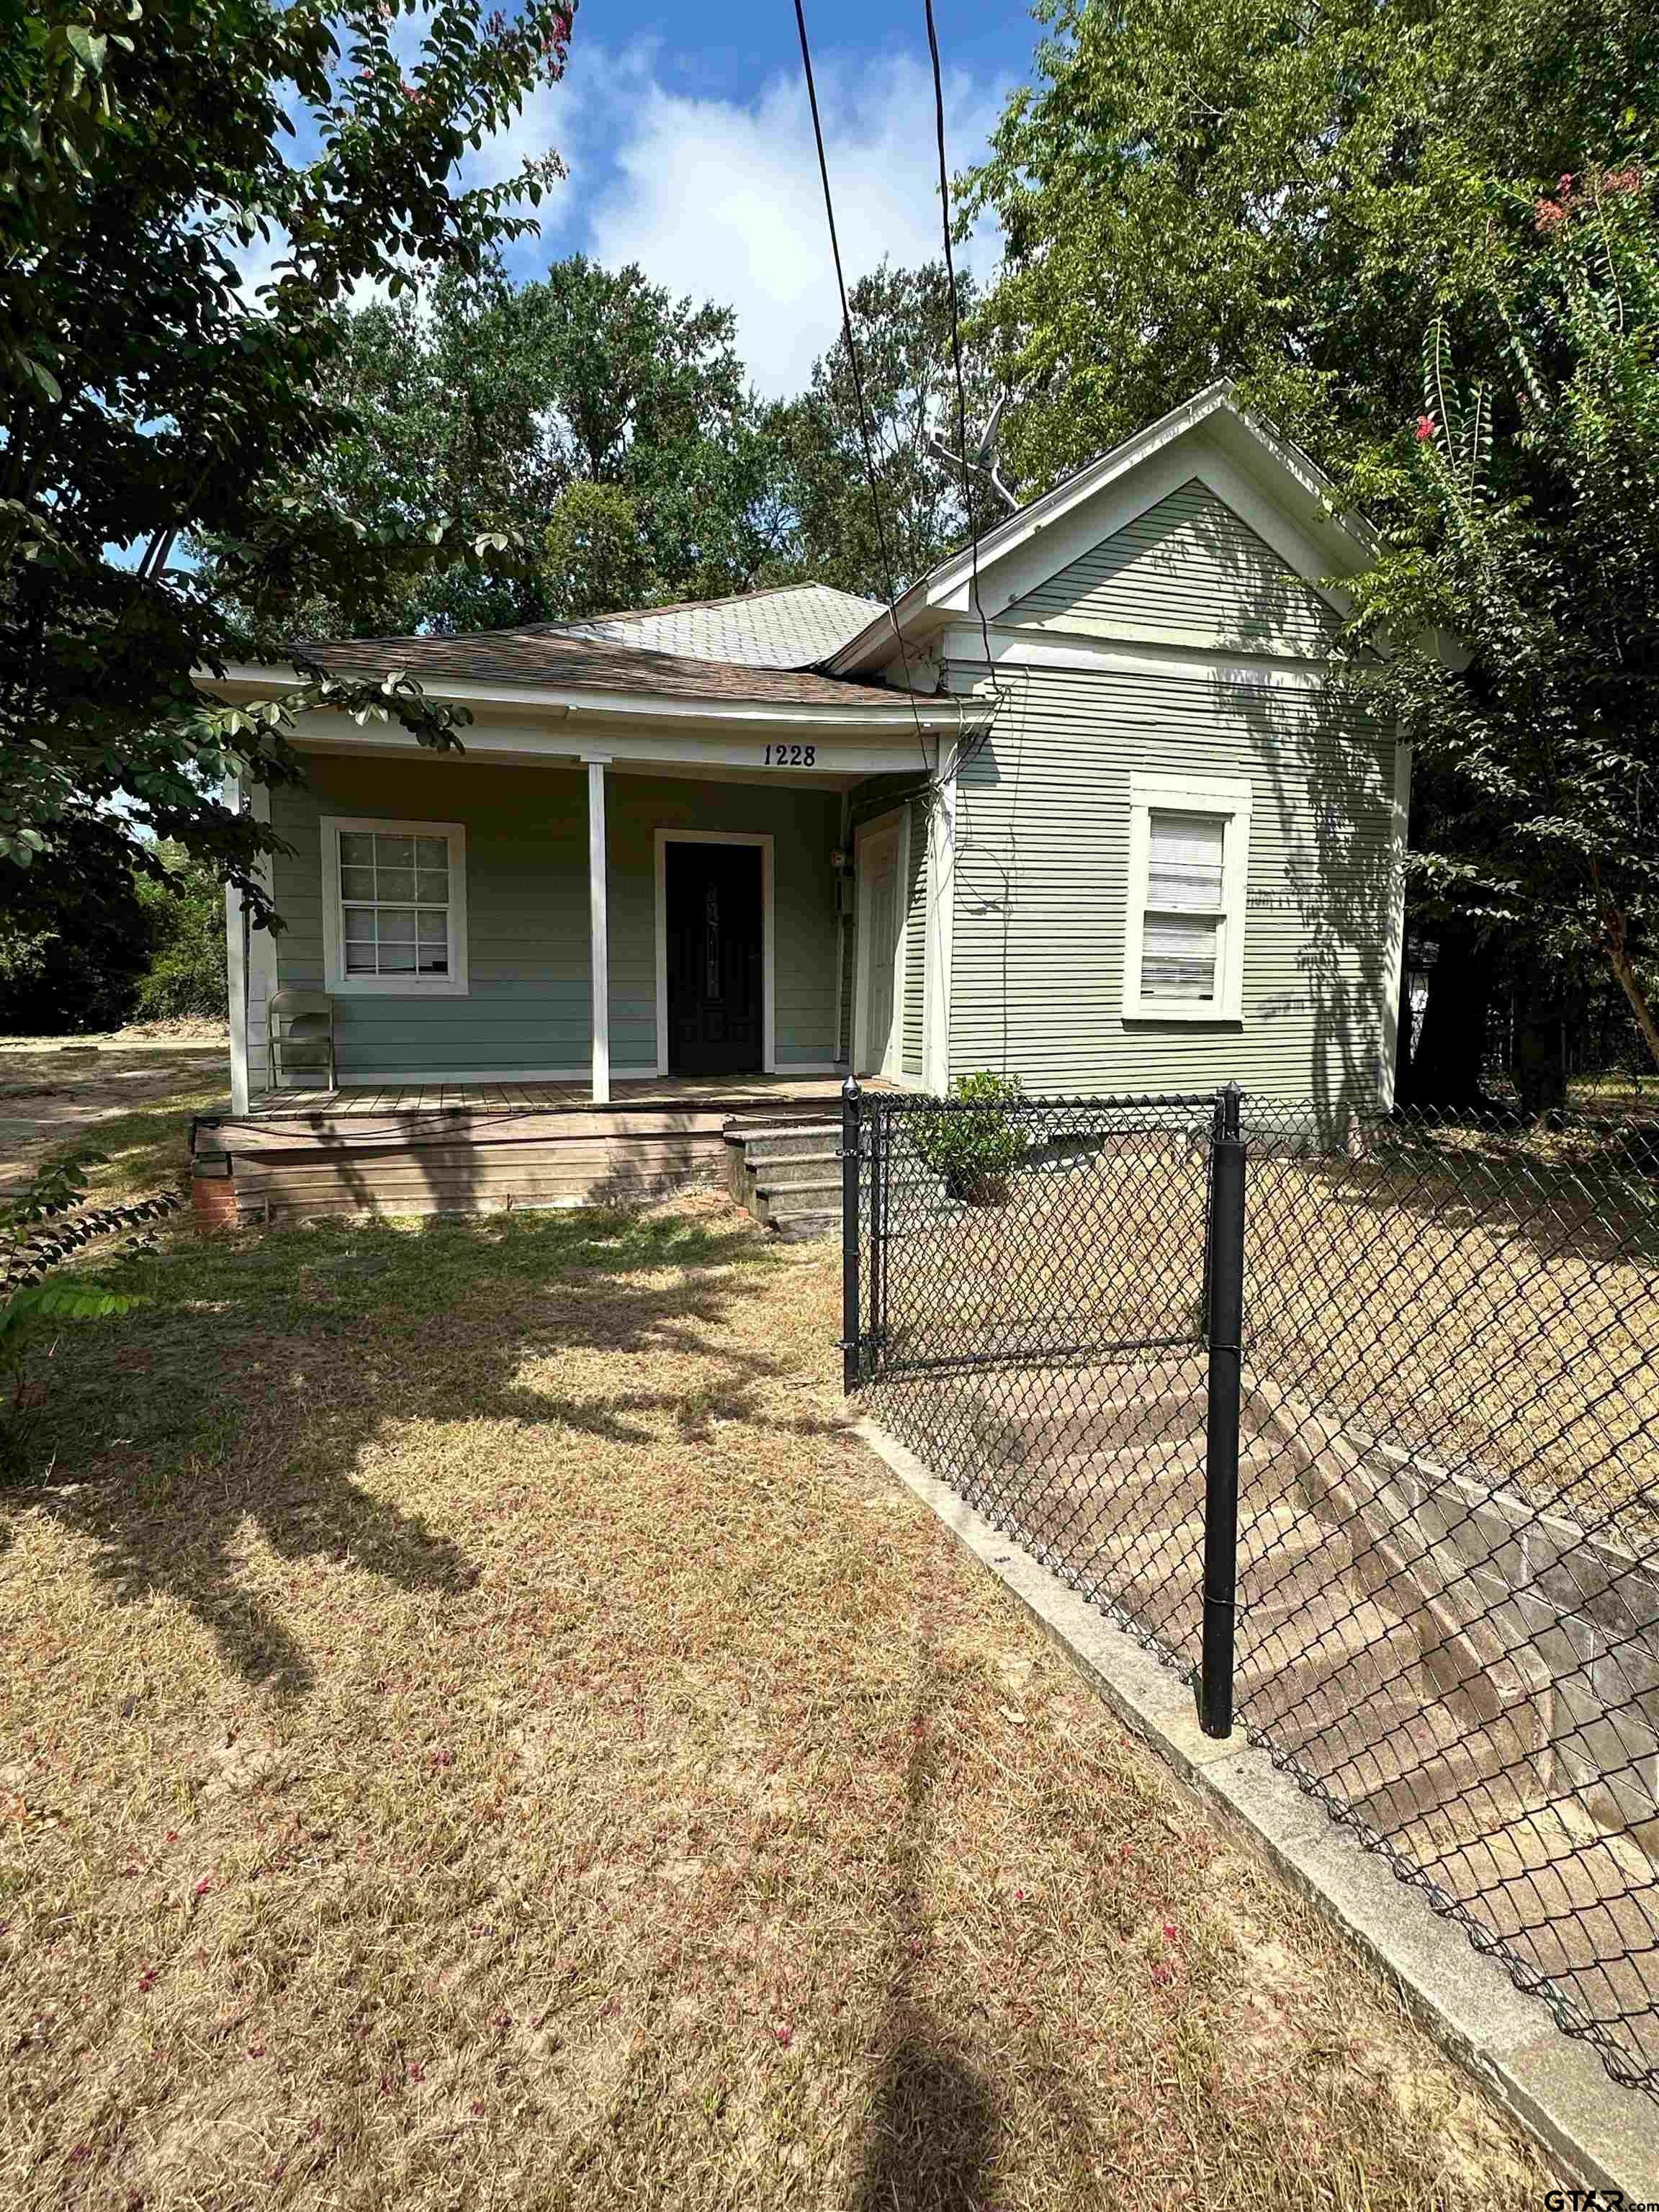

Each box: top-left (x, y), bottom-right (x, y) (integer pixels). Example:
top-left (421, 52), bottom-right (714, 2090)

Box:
top-left (320, 817), bottom-right (469, 997)
top-left (652, 829), bottom-right (775, 1078)
top-left (1123, 772), bottom-right (1251, 1024)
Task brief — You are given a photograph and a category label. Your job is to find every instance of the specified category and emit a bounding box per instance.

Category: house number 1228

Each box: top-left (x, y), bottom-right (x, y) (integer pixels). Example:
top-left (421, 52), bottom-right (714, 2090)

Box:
top-left (763, 744), bottom-right (817, 767)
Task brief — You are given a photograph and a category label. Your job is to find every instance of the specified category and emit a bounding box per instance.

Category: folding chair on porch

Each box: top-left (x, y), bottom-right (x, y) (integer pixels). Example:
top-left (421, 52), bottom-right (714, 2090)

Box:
top-left (266, 989), bottom-right (337, 1092)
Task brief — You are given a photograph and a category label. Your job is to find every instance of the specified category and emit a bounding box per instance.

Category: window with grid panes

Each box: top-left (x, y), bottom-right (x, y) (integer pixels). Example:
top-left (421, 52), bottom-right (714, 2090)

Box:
top-left (337, 830), bottom-right (453, 978)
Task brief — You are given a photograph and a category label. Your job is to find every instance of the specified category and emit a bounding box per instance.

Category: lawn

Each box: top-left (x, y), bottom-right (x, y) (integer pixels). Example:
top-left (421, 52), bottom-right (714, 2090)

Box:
top-left (0, 1162), bottom-right (1551, 2208)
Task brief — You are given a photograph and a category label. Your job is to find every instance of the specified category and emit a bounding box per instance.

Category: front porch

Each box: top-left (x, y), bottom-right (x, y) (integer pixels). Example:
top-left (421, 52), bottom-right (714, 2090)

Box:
top-left (193, 1071), bottom-right (891, 1231)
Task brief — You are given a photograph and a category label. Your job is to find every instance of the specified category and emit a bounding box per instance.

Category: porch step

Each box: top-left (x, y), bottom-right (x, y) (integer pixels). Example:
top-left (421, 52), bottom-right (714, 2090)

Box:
top-left (724, 1115), bottom-right (845, 1240)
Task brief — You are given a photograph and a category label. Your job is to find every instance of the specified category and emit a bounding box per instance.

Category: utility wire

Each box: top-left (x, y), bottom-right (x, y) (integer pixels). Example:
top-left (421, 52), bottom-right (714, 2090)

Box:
top-left (791, 0), bottom-right (936, 778)
top-left (923, 0), bottom-right (1001, 777)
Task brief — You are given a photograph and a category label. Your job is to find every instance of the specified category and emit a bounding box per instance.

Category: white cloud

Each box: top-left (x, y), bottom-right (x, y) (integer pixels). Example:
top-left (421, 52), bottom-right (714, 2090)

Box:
top-left (477, 42), bottom-right (1004, 399)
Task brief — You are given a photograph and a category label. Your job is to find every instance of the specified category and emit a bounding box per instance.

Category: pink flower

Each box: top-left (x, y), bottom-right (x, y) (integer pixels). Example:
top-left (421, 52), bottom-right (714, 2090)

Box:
top-left (1151, 1961), bottom-right (1174, 1987)
top-left (1162, 1924), bottom-right (1177, 1941)
top-left (1415, 415), bottom-right (1437, 443)
top-left (192, 1878), bottom-right (212, 1899)
top-left (1535, 198), bottom-right (1568, 232)
top-left (773, 2024), bottom-right (793, 2048)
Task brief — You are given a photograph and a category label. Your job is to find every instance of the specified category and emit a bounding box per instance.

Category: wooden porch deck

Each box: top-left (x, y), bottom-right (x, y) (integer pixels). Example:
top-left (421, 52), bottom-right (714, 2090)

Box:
top-left (240, 1071), bottom-right (865, 1120)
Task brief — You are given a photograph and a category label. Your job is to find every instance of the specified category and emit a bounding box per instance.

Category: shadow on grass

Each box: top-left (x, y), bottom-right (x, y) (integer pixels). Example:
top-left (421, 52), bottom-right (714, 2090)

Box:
top-left (850, 1649), bottom-right (999, 2211)
top-left (0, 1205), bottom-right (812, 1695)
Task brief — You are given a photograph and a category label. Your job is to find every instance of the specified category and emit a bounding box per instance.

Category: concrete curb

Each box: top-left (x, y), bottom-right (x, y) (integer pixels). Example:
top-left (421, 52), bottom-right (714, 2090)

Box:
top-left (852, 1414), bottom-right (1659, 2199)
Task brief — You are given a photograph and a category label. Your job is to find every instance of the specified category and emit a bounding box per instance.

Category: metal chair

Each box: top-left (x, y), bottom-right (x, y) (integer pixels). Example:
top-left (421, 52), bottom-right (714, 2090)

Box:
top-left (266, 989), bottom-right (337, 1092)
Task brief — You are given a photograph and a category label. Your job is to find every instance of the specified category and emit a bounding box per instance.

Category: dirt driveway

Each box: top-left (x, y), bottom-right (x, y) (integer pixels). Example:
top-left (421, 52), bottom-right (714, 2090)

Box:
top-left (0, 1044), bottom-right (230, 1195)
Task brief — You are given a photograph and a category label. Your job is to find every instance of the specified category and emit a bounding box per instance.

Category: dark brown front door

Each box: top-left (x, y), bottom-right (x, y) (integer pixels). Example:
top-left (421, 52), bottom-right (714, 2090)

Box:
top-left (665, 842), bottom-right (764, 1076)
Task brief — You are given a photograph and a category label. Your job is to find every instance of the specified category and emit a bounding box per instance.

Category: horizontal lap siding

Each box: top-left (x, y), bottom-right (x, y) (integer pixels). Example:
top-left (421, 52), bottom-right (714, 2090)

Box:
top-left (269, 757), bottom-right (842, 1080)
top-left (1008, 479), bottom-right (1341, 657)
top-left (945, 662), bottom-right (1398, 1102)
top-left (269, 758), bottom-right (590, 1079)
top-left (902, 801), bottom-right (928, 1080)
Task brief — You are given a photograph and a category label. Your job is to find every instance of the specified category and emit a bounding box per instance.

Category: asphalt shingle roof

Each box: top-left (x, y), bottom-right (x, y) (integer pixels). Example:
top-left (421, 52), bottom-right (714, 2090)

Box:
top-left (555, 583), bottom-right (884, 669)
top-left (297, 625), bottom-right (899, 709)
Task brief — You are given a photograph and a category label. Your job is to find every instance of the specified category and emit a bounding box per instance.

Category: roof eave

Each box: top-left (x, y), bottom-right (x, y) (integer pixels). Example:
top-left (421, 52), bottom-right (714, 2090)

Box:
top-left (199, 662), bottom-right (963, 733)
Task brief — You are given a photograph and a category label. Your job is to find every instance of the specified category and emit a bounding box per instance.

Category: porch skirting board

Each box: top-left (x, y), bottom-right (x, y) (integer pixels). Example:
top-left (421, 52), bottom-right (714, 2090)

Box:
top-left (199, 1118), bottom-right (730, 1223)
top-left (192, 1095), bottom-right (865, 1224)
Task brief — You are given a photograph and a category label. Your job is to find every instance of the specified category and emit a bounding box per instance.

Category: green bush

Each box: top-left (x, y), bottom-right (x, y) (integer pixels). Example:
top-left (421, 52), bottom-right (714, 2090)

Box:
top-left (909, 1069), bottom-right (1029, 1202)
top-left (133, 842), bottom-right (228, 1020)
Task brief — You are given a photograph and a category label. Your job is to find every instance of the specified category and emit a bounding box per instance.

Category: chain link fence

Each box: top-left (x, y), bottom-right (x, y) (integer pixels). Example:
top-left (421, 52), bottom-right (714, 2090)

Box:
top-left (845, 1084), bottom-right (1659, 2095)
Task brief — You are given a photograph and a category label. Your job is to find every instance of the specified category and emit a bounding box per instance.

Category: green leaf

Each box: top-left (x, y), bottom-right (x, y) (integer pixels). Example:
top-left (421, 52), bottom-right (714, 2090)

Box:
top-left (65, 24), bottom-right (107, 71)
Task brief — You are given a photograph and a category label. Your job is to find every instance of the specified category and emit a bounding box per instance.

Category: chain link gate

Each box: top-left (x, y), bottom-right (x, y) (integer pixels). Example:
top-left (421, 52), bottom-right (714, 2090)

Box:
top-left (839, 1079), bottom-right (1244, 1699)
top-left (839, 1077), bottom-right (1659, 2096)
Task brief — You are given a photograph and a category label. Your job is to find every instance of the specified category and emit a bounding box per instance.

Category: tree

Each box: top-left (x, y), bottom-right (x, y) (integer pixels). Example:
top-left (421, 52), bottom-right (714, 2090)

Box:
top-left (963, 0), bottom-right (1658, 491)
top-left (0, 820), bottom-right (150, 1034)
top-left (767, 260), bottom-right (1010, 599)
top-left (236, 253), bottom-right (788, 637)
top-left (1344, 169), bottom-right (1659, 1079)
top-left (1, 0), bottom-right (573, 926)
top-left (963, 0), bottom-right (1658, 1102)
top-left (133, 842), bottom-right (228, 1021)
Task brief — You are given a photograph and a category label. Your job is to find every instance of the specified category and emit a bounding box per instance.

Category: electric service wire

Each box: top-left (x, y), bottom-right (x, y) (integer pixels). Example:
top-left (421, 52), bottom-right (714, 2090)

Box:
top-left (922, 0), bottom-right (1002, 781)
top-left (791, 0), bottom-right (939, 783)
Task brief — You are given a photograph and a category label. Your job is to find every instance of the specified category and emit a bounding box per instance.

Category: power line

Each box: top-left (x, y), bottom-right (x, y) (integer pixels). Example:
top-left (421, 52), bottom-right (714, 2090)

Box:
top-left (791, 0), bottom-right (934, 776)
top-left (923, 0), bottom-right (1001, 772)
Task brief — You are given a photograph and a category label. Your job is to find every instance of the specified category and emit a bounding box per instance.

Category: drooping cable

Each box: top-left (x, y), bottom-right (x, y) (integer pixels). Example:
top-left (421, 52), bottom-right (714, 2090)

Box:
top-left (791, 0), bottom-right (937, 778)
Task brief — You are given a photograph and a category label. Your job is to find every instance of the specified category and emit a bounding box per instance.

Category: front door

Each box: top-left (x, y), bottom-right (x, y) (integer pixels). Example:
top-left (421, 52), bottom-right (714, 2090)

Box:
top-left (665, 841), bottom-right (765, 1076)
top-left (858, 822), bottom-right (903, 1079)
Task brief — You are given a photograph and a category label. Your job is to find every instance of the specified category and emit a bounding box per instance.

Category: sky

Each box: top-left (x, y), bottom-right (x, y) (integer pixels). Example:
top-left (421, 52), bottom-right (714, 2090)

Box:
top-left (458, 0), bottom-right (1041, 398)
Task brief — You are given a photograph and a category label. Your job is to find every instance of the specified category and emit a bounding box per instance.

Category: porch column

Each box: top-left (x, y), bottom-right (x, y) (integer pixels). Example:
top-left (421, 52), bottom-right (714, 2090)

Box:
top-left (223, 774), bottom-right (250, 1115)
top-left (584, 754), bottom-right (611, 1105)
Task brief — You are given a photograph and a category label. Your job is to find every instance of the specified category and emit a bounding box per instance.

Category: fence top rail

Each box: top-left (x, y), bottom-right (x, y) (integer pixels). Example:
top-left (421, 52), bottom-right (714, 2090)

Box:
top-left (858, 1087), bottom-right (1220, 1115)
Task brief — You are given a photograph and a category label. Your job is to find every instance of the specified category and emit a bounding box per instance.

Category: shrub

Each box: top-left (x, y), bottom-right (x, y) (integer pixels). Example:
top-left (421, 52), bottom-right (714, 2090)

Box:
top-left (909, 1069), bottom-right (1029, 1202)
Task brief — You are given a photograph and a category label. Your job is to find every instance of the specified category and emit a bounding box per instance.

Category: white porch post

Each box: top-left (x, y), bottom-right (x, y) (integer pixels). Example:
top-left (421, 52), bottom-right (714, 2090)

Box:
top-left (223, 775), bottom-right (249, 1115)
top-left (585, 755), bottom-right (611, 1105)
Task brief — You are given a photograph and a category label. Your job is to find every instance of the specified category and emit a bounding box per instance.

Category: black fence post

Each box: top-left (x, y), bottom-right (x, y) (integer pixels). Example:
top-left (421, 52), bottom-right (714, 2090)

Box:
top-left (1200, 1082), bottom-right (1246, 1739)
top-left (841, 1076), bottom-right (863, 1395)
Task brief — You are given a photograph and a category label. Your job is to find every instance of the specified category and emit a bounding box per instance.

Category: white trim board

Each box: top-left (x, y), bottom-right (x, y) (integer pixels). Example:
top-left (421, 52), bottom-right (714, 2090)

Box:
top-left (319, 816), bottom-right (470, 997)
top-left (853, 808), bottom-right (908, 1082)
top-left (652, 829), bottom-right (776, 1079)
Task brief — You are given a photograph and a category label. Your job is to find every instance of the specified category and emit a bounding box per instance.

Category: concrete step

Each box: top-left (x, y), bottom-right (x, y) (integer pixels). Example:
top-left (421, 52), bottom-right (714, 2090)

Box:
top-left (752, 1185), bottom-right (845, 1238)
top-left (729, 1120), bottom-right (840, 1161)
top-left (771, 1208), bottom-right (840, 1242)
top-left (747, 1150), bottom-right (841, 1192)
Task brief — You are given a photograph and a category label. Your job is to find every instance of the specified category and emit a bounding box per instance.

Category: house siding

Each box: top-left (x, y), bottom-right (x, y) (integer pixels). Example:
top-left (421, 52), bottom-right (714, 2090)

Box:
top-left (943, 659), bottom-right (1398, 1104)
top-left (265, 754), bottom-right (842, 1080)
top-left (901, 799), bottom-right (928, 1081)
top-left (1005, 478), bottom-right (1341, 657)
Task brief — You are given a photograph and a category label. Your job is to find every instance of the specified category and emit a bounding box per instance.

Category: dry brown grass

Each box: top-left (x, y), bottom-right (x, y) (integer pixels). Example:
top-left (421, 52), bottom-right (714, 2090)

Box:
top-left (0, 1190), bottom-right (1552, 2209)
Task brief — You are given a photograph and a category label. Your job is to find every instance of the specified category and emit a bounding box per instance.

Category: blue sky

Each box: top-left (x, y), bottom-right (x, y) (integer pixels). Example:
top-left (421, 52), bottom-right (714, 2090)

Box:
top-left (459, 0), bottom-right (1042, 396)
